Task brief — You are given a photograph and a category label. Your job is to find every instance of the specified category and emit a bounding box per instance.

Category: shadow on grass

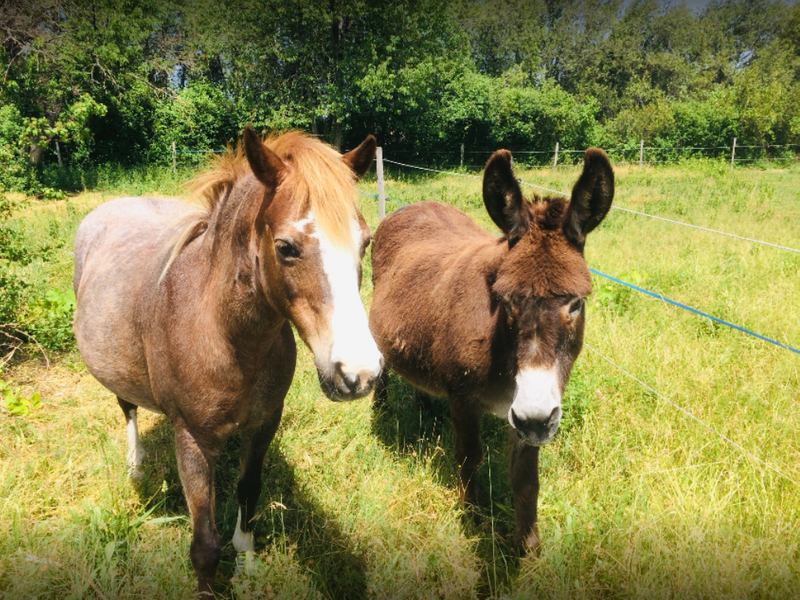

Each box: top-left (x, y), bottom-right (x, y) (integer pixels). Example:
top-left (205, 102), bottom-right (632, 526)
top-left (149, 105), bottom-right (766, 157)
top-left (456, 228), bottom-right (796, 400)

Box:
top-left (369, 371), bottom-right (523, 597)
top-left (137, 416), bottom-right (367, 600)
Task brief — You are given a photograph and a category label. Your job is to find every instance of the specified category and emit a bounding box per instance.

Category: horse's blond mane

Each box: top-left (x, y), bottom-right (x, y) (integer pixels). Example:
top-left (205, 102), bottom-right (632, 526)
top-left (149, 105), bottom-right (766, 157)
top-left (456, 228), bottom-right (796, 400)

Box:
top-left (160, 131), bottom-right (358, 283)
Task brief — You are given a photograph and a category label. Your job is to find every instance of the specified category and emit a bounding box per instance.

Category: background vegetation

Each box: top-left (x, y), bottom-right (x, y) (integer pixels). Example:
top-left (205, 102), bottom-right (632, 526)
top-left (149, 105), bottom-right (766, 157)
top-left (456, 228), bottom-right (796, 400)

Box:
top-left (3, 0), bottom-right (800, 193)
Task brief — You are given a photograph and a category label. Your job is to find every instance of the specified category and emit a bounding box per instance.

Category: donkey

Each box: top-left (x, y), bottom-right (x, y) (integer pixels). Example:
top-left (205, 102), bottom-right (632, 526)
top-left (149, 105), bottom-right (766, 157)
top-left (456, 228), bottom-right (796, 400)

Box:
top-left (73, 127), bottom-right (383, 595)
top-left (369, 148), bottom-right (613, 553)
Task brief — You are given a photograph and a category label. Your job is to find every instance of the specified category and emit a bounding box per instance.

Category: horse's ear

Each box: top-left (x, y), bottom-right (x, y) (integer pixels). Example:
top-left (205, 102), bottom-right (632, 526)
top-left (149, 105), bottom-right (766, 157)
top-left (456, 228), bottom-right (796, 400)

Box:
top-left (243, 125), bottom-right (284, 193)
top-left (483, 149), bottom-right (530, 245)
top-left (342, 135), bottom-right (377, 181)
top-left (562, 148), bottom-right (614, 249)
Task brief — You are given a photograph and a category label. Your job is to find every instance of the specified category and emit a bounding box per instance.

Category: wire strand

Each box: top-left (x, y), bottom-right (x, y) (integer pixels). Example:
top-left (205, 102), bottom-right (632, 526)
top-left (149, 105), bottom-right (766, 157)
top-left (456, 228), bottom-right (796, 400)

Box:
top-left (584, 343), bottom-right (799, 489)
top-left (382, 156), bottom-right (800, 253)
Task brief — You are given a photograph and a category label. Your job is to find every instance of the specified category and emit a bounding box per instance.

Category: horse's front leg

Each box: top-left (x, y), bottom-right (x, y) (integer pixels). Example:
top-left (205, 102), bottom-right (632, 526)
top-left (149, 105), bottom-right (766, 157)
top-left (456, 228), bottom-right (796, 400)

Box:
top-left (233, 402), bottom-right (284, 557)
top-left (174, 424), bottom-right (221, 597)
top-left (510, 435), bottom-right (540, 555)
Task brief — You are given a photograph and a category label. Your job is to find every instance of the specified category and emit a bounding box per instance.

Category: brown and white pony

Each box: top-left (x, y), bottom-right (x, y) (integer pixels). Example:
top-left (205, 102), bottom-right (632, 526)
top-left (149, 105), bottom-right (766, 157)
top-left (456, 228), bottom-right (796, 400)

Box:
top-left (369, 148), bottom-right (613, 553)
top-left (73, 127), bottom-right (383, 595)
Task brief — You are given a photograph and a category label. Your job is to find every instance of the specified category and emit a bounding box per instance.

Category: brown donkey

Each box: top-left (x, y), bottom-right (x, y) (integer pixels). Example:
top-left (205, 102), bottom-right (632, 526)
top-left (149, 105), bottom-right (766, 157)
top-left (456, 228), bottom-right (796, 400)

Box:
top-left (369, 148), bottom-right (613, 553)
top-left (73, 127), bottom-right (383, 595)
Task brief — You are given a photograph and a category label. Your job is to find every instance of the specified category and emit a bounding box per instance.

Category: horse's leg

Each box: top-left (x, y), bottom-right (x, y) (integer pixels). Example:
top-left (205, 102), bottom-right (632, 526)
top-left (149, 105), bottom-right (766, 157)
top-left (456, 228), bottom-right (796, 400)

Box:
top-left (448, 398), bottom-right (483, 505)
top-left (117, 397), bottom-right (146, 480)
top-left (174, 425), bottom-right (221, 597)
top-left (510, 434), bottom-right (540, 555)
top-left (232, 402), bottom-right (284, 557)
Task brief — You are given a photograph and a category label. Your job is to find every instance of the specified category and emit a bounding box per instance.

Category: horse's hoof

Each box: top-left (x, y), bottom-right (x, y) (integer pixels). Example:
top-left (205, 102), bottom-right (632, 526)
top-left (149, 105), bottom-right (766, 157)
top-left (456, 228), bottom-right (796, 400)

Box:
top-left (234, 551), bottom-right (255, 575)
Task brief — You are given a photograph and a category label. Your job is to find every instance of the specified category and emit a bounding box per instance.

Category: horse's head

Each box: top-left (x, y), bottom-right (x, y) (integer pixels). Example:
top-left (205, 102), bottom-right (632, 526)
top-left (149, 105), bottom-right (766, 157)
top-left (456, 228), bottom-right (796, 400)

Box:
top-left (243, 127), bottom-right (383, 400)
top-left (484, 148), bottom-right (614, 445)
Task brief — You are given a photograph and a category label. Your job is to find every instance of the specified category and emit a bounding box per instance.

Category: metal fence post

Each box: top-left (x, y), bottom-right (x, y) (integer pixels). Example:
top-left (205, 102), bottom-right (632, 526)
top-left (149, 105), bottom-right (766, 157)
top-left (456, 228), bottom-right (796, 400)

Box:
top-left (460, 143), bottom-right (464, 168)
top-left (639, 139), bottom-right (644, 169)
top-left (376, 146), bottom-right (385, 221)
top-left (172, 141), bottom-right (177, 174)
top-left (730, 138), bottom-right (737, 171)
top-left (553, 142), bottom-right (559, 171)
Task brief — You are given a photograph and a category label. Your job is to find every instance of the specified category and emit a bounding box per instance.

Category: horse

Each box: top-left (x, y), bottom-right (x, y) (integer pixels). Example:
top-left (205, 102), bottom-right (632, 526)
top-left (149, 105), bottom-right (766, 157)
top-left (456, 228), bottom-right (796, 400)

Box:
top-left (368, 148), bottom-right (613, 553)
top-left (72, 126), bottom-right (383, 596)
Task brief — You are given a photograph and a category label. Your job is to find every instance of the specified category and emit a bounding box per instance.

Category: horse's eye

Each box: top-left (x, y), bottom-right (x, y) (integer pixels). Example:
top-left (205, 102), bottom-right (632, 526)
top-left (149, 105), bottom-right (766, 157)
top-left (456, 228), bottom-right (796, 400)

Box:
top-left (275, 239), bottom-right (300, 260)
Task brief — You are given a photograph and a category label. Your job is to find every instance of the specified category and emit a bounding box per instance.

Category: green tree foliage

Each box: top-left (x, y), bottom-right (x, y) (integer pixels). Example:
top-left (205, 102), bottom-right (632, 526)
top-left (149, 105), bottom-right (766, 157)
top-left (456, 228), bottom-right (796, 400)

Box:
top-left (1, 0), bottom-right (799, 181)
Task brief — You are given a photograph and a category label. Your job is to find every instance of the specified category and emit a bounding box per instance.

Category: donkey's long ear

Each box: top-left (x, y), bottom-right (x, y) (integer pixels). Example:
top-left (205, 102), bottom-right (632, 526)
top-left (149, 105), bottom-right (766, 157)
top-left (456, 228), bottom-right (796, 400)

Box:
top-left (244, 125), bottom-right (284, 193)
top-left (562, 148), bottom-right (614, 250)
top-left (342, 135), bottom-right (377, 180)
top-left (483, 149), bottom-right (530, 245)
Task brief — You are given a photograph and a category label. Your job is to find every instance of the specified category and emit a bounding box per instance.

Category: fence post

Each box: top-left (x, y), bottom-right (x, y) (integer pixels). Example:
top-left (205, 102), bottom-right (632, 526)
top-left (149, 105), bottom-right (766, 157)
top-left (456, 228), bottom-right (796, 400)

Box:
top-left (553, 142), bottom-right (559, 171)
top-left (172, 141), bottom-right (177, 174)
top-left (376, 146), bottom-right (385, 221)
top-left (55, 140), bottom-right (62, 168)
top-left (730, 138), bottom-right (737, 171)
top-left (460, 143), bottom-right (464, 168)
top-left (639, 139), bottom-right (644, 169)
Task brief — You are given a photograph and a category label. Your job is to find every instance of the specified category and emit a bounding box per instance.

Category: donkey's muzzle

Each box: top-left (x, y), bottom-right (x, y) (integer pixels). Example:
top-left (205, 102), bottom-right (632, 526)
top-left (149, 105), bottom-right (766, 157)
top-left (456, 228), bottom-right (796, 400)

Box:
top-left (318, 358), bottom-right (383, 401)
top-left (510, 406), bottom-right (561, 446)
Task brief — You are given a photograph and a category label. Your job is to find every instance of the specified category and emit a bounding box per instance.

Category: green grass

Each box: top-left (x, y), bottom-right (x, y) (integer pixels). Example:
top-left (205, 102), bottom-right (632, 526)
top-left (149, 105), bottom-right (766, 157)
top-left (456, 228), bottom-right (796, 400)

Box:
top-left (0, 158), bottom-right (798, 598)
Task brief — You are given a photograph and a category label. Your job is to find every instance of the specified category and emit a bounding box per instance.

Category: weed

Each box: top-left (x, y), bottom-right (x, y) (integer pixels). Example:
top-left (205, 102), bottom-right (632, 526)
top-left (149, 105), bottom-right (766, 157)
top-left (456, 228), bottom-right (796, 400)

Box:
top-left (0, 380), bottom-right (41, 416)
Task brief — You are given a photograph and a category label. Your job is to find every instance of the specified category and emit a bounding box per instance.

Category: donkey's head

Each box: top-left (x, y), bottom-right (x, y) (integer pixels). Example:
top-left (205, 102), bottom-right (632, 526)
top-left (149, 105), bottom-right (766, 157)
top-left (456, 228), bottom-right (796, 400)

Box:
top-left (243, 126), bottom-right (383, 400)
top-left (484, 148), bottom-right (614, 445)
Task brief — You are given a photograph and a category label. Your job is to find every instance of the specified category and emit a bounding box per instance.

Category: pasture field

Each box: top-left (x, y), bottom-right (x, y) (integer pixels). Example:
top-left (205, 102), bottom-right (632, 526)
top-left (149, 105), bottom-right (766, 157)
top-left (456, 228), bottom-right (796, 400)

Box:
top-left (0, 158), bottom-right (797, 599)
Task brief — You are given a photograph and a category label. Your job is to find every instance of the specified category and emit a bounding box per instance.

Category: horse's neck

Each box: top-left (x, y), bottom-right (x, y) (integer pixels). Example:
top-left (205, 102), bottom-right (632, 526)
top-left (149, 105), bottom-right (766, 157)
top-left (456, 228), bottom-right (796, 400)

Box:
top-left (187, 223), bottom-right (285, 353)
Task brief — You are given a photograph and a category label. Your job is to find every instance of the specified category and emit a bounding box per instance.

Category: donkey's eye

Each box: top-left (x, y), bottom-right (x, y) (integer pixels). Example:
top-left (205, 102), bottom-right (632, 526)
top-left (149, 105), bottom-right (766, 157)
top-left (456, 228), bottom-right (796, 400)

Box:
top-left (275, 239), bottom-right (300, 260)
top-left (568, 298), bottom-right (584, 318)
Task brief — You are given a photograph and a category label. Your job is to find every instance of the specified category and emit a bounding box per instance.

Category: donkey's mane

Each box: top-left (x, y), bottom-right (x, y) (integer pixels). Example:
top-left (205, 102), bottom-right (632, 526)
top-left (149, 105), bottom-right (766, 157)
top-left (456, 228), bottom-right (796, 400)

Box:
top-left (161, 131), bottom-right (358, 282)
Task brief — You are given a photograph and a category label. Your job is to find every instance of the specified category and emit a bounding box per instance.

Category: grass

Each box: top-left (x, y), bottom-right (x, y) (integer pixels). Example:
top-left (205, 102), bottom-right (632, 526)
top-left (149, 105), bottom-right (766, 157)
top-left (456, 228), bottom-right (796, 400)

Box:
top-left (0, 157), bottom-right (798, 599)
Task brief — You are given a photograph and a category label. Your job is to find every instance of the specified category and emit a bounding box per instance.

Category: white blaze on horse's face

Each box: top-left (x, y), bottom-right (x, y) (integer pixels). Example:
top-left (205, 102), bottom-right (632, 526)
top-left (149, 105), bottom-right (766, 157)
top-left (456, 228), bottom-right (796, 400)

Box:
top-left (287, 210), bottom-right (383, 401)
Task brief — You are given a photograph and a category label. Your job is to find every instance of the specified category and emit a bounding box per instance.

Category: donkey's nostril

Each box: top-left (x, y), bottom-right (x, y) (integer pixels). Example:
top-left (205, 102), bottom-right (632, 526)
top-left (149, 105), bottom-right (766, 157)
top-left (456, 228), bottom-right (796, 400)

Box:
top-left (510, 408), bottom-right (525, 431)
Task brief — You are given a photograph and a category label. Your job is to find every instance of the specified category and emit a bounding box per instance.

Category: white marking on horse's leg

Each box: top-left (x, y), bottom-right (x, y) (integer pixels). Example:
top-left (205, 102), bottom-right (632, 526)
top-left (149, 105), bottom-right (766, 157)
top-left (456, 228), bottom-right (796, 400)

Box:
top-left (232, 507), bottom-right (255, 553)
top-left (125, 410), bottom-right (146, 479)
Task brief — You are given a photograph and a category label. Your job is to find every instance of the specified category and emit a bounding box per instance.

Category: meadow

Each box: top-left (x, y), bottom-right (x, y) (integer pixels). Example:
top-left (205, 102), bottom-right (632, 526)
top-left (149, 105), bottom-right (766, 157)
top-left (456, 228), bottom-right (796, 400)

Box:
top-left (0, 157), bottom-right (797, 599)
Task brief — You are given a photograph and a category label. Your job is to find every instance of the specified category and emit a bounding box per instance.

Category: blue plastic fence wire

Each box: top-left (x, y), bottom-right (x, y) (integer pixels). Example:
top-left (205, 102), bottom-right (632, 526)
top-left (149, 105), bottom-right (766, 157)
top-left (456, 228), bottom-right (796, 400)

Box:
top-left (589, 269), bottom-right (799, 354)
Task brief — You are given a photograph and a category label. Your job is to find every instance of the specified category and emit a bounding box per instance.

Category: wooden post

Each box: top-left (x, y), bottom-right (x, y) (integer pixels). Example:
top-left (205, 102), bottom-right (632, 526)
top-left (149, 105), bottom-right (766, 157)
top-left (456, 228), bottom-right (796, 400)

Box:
top-left (376, 146), bottom-right (385, 221)
top-left (639, 139), bottom-right (644, 169)
top-left (172, 141), bottom-right (177, 174)
top-left (553, 142), bottom-right (559, 171)
top-left (730, 138), bottom-right (737, 171)
top-left (460, 143), bottom-right (464, 168)
top-left (55, 140), bottom-right (62, 168)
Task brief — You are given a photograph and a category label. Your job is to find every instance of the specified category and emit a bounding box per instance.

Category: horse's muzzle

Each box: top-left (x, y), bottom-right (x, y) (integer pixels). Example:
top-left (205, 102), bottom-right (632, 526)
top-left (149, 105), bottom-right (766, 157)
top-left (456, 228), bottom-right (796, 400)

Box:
top-left (317, 360), bottom-right (383, 401)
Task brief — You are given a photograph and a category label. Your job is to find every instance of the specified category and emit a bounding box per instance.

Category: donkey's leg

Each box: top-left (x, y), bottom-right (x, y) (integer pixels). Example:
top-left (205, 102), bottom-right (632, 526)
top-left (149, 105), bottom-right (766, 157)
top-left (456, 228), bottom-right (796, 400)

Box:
top-left (372, 369), bottom-right (390, 409)
top-left (510, 435), bottom-right (540, 555)
top-left (233, 403), bottom-right (284, 556)
top-left (117, 397), bottom-right (146, 480)
top-left (448, 398), bottom-right (483, 505)
top-left (174, 425), bottom-right (221, 597)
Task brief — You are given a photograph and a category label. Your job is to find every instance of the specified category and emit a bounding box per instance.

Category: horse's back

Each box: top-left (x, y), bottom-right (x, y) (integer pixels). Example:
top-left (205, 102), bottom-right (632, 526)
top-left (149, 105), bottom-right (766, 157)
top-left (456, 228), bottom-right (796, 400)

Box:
top-left (73, 197), bottom-right (195, 411)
